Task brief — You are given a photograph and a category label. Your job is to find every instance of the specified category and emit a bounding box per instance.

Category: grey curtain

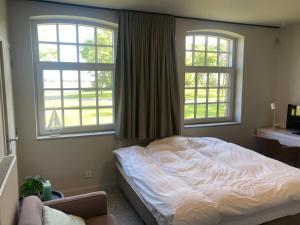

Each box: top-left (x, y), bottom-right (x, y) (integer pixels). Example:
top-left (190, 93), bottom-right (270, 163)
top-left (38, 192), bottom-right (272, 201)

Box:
top-left (114, 11), bottom-right (181, 140)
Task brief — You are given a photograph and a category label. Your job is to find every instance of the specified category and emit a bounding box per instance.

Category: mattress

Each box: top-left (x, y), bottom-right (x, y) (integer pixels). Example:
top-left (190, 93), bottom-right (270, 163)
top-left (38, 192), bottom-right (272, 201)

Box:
top-left (114, 136), bottom-right (300, 225)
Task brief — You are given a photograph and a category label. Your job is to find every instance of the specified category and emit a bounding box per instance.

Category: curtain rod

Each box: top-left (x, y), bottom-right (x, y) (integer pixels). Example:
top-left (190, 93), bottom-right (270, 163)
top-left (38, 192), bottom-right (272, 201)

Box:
top-left (28, 0), bottom-right (280, 29)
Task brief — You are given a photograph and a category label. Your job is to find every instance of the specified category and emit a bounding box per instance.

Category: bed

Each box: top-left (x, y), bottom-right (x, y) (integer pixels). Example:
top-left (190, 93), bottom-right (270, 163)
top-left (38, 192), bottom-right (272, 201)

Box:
top-left (113, 136), bottom-right (300, 225)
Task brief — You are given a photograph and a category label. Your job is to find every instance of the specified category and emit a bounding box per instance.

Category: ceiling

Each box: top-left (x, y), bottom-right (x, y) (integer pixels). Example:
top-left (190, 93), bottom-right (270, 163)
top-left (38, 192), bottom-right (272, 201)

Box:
top-left (45, 0), bottom-right (300, 27)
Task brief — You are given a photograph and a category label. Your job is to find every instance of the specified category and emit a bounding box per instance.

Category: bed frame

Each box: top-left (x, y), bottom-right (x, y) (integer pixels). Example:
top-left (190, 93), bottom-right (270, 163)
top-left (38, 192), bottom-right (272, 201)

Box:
top-left (116, 164), bottom-right (300, 225)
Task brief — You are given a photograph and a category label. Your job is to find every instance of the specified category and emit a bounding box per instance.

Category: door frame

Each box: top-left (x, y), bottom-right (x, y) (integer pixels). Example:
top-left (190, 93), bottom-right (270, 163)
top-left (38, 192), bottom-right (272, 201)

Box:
top-left (0, 41), bottom-right (9, 155)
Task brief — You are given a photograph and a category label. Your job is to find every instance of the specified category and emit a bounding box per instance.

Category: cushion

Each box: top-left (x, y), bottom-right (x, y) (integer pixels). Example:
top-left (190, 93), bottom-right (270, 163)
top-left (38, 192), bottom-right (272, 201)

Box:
top-left (85, 215), bottom-right (119, 225)
top-left (19, 196), bottom-right (43, 225)
top-left (43, 206), bottom-right (86, 225)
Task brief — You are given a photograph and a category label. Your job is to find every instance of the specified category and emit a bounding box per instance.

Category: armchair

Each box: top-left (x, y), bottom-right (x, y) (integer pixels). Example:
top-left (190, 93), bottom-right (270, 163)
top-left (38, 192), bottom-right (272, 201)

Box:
top-left (18, 191), bottom-right (119, 225)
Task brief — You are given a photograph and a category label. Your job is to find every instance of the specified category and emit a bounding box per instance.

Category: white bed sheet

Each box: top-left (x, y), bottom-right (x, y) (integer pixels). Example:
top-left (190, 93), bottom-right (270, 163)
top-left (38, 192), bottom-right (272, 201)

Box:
top-left (114, 136), bottom-right (300, 225)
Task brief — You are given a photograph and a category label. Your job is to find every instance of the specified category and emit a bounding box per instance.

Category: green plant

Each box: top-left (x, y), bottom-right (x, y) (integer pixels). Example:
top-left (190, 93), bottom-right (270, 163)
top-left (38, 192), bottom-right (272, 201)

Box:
top-left (20, 175), bottom-right (46, 198)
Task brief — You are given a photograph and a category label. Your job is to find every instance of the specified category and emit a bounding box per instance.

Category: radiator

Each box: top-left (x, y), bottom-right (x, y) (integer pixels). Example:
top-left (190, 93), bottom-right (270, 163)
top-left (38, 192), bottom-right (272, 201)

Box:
top-left (0, 155), bottom-right (18, 225)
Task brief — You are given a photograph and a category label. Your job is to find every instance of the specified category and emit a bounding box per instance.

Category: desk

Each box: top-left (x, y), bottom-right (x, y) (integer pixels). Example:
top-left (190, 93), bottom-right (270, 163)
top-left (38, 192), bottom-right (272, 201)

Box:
top-left (257, 127), bottom-right (300, 147)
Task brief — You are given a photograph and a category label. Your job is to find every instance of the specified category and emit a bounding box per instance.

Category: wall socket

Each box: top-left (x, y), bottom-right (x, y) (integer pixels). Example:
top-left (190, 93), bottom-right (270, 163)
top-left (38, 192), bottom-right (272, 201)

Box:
top-left (85, 170), bottom-right (93, 178)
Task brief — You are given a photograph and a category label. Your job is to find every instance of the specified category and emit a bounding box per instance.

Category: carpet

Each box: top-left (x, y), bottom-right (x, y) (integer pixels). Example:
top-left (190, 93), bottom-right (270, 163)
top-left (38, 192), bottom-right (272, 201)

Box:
top-left (105, 186), bottom-right (145, 225)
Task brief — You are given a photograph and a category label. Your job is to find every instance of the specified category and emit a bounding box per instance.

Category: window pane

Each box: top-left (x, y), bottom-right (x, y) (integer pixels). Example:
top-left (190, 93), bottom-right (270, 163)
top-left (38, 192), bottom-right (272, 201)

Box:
top-left (99, 108), bottom-right (113, 124)
top-left (219, 39), bottom-right (230, 52)
top-left (197, 89), bottom-right (206, 103)
top-left (82, 108), bottom-right (97, 125)
top-left (63, 90), bottom-right (79, 108)
top-left (195, 36), bottom-right (205, 51)
top-left (44, 90), bottom-right (61, 108)
top-left (219, 103), bottom-right (229, 117)
top-left (80, 71), bottom-right (95, 88)
top-left (219, 53), bottom-right (229, 67)
top-left (59, 45), bottom-right (77, 62)
top-left (97, 47), bottom-right (113, 63)
top-left (185, 73), bottom-right (195, 88)
top-left (220, 73), bottom-right (230, 87)
top-left (186, 36), bottom-right (193, 50)
top-left (97, 28), bottom-right (113, 45)
top-left (208, 88), bottom-right (218, 102)
top-left (185, 89), bottom-right (195, 103)
top-left (38, 24), bottom-right (57, 42)
top-left (219, 88), bottom-right (229, 102)
top-left (99, 90), bottom-right (112, 106)
top-left (62, 70), bottom-right (78, 88)
top-left (58, 24), bottom-right (76, 43)
top-left (197, 73), bottom-right (207, 87)
top-left (208, 104), bottom-right (217, 118)
top-left (207, 37), bottom-right (218, 51)
top-left (196, 104), bottom-right (206, 118)
top-left (79, 46), bottom-right (96, 63)
top-left (208, 73), bottom-right (218, 87)
top-left (185, 51), bottom-right (192, 66)
top-left (45, 110), bottom-right (62, 129)
top-left (97, 71), bottom-right (112, 88)
top-left (64, 109), bottom-right (80, 127)
top-left (79, 26), bottom-right (95, 44)
top-left (81, 90), bottom-right (96, 107)
top-left (194, 52), bottom-right (205, 66)
top-left (39, 44), bottom-right (57, 62)
top-left (184, 104), bottom-right (194, 119)
top-left (43, 70), bottom-right (60, 88)
top-left (207, 53), bottom-right (217, 66)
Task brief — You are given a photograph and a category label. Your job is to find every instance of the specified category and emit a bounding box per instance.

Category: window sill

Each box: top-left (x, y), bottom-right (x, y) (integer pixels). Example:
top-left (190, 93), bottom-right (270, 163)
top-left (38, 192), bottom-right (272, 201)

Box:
top-left (36, 130), bottom-right (115, 140)
top-left (184, 121), bottom-right (241, 129)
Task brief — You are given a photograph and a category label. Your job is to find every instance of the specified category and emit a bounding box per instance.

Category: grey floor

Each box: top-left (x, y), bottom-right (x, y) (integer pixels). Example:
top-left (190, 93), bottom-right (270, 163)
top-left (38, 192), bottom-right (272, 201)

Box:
top-left (105, 186), bottom-right (145, 225)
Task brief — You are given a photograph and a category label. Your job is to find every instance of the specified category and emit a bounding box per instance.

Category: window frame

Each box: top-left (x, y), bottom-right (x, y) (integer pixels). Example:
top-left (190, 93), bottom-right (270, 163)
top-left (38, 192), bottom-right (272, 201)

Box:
top-left (31, 18), bottom-right (118, 136)
top-left (184, 31), bottom-right (237, 125)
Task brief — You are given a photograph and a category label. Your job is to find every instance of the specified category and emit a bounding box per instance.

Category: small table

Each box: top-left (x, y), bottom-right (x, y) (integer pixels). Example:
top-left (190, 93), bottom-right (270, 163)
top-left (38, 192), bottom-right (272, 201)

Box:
top-left (257, 127), bottom-right (300, 147)
top-left (43, 190), bottom-right (64, 202)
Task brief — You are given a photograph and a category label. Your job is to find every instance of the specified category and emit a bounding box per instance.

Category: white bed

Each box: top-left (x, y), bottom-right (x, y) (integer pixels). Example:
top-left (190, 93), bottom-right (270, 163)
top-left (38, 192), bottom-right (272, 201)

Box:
top-left (114, 136), bottom-right (300, 225)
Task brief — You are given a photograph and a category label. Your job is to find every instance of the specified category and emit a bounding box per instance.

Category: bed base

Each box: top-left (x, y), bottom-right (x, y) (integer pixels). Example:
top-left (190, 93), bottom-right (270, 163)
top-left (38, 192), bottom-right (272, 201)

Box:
top-left (117, 164), bottom-right (159, 225)
top-left (117, 165), bottom-right (300, 225)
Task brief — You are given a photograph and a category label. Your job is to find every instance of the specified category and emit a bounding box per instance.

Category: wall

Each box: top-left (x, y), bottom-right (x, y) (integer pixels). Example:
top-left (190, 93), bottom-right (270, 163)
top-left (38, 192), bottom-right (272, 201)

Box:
top-left (8, 0), bottom-right (280, 194)
top-left (8, 0), bottom-right (120, 195)
top-left (0, 0), bottom-right (8, 41)
top-left (274, 24), bottom-right (300, 124)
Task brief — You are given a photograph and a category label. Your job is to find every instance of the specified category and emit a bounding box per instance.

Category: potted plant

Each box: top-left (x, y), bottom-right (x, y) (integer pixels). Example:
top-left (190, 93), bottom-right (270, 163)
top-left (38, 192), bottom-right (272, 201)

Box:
top-left (19, 175), bottom-right (45, 198)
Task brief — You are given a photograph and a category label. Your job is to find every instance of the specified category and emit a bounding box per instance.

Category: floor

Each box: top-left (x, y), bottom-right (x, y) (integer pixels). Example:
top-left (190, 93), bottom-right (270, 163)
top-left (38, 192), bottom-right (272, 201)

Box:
top-left (105, 186), bottom-right (145, 225)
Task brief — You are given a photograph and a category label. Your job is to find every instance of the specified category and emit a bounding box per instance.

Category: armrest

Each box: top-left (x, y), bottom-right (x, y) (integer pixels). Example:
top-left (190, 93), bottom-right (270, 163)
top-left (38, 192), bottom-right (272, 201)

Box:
top-left (44, 191), bottom-right (107, 219)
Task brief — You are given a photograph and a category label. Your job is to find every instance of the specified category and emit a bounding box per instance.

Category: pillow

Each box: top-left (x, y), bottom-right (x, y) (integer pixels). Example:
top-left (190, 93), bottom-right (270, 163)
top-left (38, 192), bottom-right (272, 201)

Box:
top-left (43, 206), bottom-right (86, 225)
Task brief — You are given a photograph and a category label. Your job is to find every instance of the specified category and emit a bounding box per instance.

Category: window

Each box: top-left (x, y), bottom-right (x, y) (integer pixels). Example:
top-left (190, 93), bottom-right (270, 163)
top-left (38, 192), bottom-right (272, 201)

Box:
top-left (184, 33), bottom-right (236, 124)
top-left (32, 19), bottom-right (117, 136)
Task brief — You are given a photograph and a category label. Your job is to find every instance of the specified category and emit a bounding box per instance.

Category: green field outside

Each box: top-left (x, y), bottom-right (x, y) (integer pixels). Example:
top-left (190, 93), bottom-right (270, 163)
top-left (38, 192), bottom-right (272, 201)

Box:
top-left (45, 90), bottom-right (113, 127)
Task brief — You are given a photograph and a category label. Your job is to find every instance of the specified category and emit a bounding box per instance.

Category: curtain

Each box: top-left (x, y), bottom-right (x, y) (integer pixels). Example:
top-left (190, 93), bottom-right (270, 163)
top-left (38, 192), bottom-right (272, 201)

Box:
top-left (114, 11), bottom-right (181, 140)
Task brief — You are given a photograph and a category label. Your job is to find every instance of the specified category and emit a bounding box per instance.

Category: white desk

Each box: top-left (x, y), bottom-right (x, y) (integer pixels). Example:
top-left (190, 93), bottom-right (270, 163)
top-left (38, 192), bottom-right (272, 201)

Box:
top-left (257, 127), bottom-right (300, 147)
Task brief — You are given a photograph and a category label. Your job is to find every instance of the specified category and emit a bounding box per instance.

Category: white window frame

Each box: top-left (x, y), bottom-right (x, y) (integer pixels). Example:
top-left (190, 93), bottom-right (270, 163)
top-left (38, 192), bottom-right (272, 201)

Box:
top-left (184, 31), bottom-right (237, 125)
top-left (31, 18), bottom-right (118, 136)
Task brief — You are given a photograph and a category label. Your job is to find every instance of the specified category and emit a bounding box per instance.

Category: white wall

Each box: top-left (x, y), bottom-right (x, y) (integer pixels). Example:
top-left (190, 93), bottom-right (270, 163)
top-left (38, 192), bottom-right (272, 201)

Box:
top-left (8, 0), bottom-right (280, 194)
top-left (0, 0), bottom-right (8, 41)
top-left (274, 24), bottom-right (300, 124)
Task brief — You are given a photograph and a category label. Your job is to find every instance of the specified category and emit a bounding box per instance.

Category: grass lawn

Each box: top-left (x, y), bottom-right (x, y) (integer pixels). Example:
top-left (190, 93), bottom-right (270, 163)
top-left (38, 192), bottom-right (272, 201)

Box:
top-left (184, 87), bottom-right (229, 119)
top-left (44, 90), bottom-right (113, 127)
top-left (184, 102), bottom-right (228, 119)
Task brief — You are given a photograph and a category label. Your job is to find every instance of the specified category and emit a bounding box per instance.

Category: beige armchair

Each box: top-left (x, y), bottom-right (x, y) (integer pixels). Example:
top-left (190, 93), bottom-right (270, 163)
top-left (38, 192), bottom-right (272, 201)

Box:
top-left (18, 191), bottom-right (119, 225)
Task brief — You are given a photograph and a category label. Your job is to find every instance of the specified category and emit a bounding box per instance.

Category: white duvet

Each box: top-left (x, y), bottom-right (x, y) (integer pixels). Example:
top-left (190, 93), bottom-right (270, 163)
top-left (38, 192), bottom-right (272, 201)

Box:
top-left (114, 136), bottom-right (300, 225)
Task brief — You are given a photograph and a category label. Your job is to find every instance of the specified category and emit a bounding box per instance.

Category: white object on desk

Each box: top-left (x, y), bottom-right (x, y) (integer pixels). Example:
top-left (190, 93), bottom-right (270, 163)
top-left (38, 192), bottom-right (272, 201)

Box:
top-left (257, 127), bottom-right (300, 147)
